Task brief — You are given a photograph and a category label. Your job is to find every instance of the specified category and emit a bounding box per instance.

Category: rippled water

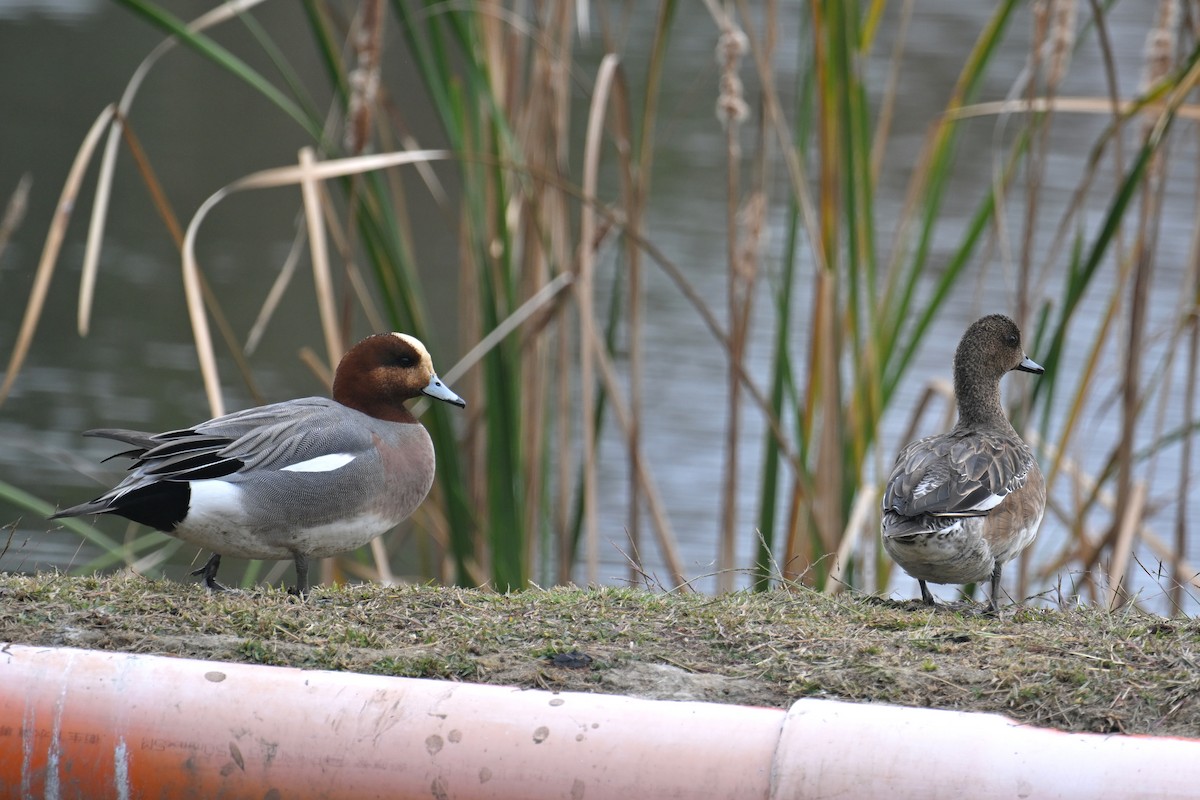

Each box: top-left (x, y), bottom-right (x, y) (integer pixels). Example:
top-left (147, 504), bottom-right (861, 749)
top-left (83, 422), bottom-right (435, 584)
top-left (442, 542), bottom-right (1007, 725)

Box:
top-left (1, 2), bottom-right (1195, 611)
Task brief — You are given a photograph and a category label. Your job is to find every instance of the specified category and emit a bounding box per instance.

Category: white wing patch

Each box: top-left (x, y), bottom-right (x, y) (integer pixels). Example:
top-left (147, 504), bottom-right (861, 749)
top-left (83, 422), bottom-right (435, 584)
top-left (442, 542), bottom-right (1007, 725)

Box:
top-left (280, 453), bottom-right (356, 473)
top-left (968, 492), bottom-right (1005, 512)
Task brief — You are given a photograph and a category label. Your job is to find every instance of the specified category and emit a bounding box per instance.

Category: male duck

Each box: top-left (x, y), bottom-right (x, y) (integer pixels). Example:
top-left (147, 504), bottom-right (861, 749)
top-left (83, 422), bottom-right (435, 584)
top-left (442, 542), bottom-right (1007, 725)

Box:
top-left (881, 314), bottom-right (1045, 613)
top-left (51, 332), bottom-right (465, 594)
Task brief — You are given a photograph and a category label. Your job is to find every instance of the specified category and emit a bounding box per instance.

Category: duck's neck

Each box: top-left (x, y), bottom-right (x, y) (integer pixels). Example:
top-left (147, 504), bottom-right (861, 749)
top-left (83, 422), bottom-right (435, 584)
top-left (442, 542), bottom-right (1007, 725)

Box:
top-left (332, 366), bottom-right (419, 423)
top-left (349, 400), bottom-right (418, 424)
top-left (953, 358), bottom-right (1009, 431)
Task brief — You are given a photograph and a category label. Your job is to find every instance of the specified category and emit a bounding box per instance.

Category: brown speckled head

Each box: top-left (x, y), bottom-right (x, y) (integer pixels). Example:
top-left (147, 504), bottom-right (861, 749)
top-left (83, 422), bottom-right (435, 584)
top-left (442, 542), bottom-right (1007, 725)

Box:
top-left (952, 315), bottom-right (1042, 428)
top-left (332, 333), bottom-right (465, 423)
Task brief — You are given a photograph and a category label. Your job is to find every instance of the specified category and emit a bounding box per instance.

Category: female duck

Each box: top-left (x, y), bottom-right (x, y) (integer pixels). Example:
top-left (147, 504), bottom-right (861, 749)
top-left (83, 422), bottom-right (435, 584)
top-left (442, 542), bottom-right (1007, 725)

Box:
top-left (881, 315), bottom-right (1045, 613)
top-left (51, 332), bottom-right (465, 594)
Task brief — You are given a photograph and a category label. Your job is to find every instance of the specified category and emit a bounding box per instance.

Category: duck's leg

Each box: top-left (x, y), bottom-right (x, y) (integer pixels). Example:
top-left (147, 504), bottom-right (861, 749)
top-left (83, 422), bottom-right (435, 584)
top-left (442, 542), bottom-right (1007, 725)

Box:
top-left (985, 562), bottom-right (1003, 614)
top-left (289, 552), bottom-right (310, 597)
top-left (919, 579), bottom-right (936, 605)
top-left (190, 553), bottom-right (227, 591)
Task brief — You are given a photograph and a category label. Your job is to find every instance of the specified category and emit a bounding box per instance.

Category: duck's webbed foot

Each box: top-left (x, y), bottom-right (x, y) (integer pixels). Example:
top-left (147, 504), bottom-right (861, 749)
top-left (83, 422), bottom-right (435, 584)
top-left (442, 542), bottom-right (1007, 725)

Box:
top-left (191, 553), bottom-right (227, 592)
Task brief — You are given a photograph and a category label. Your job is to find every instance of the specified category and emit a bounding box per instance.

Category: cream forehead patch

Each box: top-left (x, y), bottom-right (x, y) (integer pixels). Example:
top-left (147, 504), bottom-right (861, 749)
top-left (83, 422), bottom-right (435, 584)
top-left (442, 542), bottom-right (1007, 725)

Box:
top-left (390, 332), bottom-right (433, 371)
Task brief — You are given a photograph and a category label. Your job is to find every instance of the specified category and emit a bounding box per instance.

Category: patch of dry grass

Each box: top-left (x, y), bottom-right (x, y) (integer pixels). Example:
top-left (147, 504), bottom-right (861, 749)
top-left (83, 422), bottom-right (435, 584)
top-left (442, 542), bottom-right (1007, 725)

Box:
top-left (0, 573), bottom-right (1196, 737)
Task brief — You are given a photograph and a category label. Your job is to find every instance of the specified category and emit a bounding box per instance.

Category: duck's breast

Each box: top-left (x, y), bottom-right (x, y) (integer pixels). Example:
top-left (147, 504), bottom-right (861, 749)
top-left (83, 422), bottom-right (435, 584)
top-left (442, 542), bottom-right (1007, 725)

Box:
top-left (982, 459), bottom-right (1045, 566)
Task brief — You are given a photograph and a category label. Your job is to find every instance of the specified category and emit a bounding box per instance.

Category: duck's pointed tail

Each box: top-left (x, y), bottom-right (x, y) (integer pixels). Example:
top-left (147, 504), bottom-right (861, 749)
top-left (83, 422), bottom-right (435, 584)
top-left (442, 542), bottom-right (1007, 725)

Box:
top-left (48, 499), bottom-right (111, 520)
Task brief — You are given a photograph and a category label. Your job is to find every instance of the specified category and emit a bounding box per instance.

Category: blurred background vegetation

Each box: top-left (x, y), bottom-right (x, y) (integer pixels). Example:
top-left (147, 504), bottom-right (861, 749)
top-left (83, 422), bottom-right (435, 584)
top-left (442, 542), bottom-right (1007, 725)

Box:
top-left (1, 0), bottom-right (1198, 615)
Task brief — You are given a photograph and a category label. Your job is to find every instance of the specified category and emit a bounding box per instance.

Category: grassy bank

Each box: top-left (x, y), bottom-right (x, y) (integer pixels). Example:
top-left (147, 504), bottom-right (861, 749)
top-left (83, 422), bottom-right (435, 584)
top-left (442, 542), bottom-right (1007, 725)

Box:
top-left (5, 3), bottom-right (1199, 612)
top-left (1, 573), bottom-right (1196, 738)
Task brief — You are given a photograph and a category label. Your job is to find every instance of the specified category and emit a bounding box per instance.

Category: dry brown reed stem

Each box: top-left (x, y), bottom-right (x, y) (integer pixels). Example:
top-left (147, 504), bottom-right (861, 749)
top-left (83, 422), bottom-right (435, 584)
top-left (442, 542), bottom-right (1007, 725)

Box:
top-left (367, 536), bottom-right (397, 587)
top-left (0, 174), bottom-right (30, 260)
top-left (514, 2), bottom-right (575, 584)
top-left (589, 5), bottom-right (650, 586)
top-left (454, 134), bottom-right (485, 580)
top-left (297, 345), bottom-right (333, 388)
top-left (299, 147), bottom-right (345, 372)
top-left (577, 53), bottom-right (621, 585)
top-left (550, 20), bottom-right (575, 585)
top-left (949, 96), bottom-right (1200, 122)
top-left (0, 104), bottom-right (114, 408)
top-left (1141, 1), bottom-right (1180, 107)
top-left (1015, 1), bottom-right (1050, 322)
top-left (525, 5), bottom-right (578, 585)
top-left (1083, 0), bottom-right (1129, 279)
top-left (1106, 481), bottom-right (1147, 610)
top-left (320, 197), bottom-right (388, 336)
top-left (1176, 242), bottom-right (1200, 611)
top-left (620, 167), bottom-right (644, 586)
top-left (800, 2), bottom-right (849, 581)
top-left (871, 0), bottom-right (915, 182)
top-left (546, 363), bottom-right (575, 587)
top-left (581, 311), bottom-right (688, 588)
top-left (1047, 0), bottom-right (1077, 89)
top-left (119, 119), bottom-right (263, 403)
top-left (733, 50), bottom-right (768, 590)
top-left (345, 0), bottom-right (383, 155)
top-left (1132, 177), bottom-right (1176, 607)
top-left (896, 379), bottom-right (956, 451)
top-left (714, 5), bottom-right (751, 592)
top-left (824, 486), bottom-right (876, 596)
top-left (437, 273), bottom-right (574, 390)
top-left (1014, 4), bottom-right (1074, 313)
top-left (555, 321), bottom-right (572, 583)
top-left (601, 71), bottom-right (645, 585)
top-left (784, 272), bottom-right (841, 582)
top-left (335, 179), bottom-right (367, 356)
top-left (733, 0), bottom-right (825, 270)
top-left (245, 221), bottom-right (308, 355)
top-left (78, 0), bottom-right (270, 337)
top-left (812, 287), bottom-right (843, 567)
top-left (1015, 2), bottom-right (1060, 328)
top-left (620, 3), bottom-right (675, 588)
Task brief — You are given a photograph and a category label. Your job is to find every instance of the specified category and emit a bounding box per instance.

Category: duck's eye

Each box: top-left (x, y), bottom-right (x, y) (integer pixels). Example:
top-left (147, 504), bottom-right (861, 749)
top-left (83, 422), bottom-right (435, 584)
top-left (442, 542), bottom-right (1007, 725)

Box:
top-left (1005, 333), bottom-right (1019, 347)
top-left (395, 355), bottom-right (417, 368)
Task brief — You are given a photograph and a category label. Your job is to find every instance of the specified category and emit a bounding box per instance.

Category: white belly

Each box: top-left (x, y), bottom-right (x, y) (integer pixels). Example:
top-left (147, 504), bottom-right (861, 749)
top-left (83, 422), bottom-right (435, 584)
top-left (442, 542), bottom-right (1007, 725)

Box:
top-left (172, 480), bottom-right (396, 559)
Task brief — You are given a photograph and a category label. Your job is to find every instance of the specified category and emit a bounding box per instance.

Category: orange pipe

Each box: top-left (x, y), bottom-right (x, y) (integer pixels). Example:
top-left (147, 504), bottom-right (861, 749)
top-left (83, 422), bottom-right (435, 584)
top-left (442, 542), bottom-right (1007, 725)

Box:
top-left (0, 643), bottom-right (781, 799)
top-left (1, 643), bottom-right (1197, 799)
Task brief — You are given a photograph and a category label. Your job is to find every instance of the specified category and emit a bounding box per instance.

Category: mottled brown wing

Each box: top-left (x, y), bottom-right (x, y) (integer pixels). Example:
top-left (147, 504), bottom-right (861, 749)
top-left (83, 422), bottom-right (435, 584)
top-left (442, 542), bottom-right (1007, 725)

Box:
top-left (883, 430), bottom-right (1034, 520)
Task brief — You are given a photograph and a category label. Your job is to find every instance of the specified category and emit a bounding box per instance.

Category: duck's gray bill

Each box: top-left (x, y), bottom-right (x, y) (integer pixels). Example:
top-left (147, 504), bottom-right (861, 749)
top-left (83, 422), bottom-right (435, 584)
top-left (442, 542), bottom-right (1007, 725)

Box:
top-left (1015, 355), bottom-right (1044, 375)
top-left (424, 375), bottom-right (467, 407)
